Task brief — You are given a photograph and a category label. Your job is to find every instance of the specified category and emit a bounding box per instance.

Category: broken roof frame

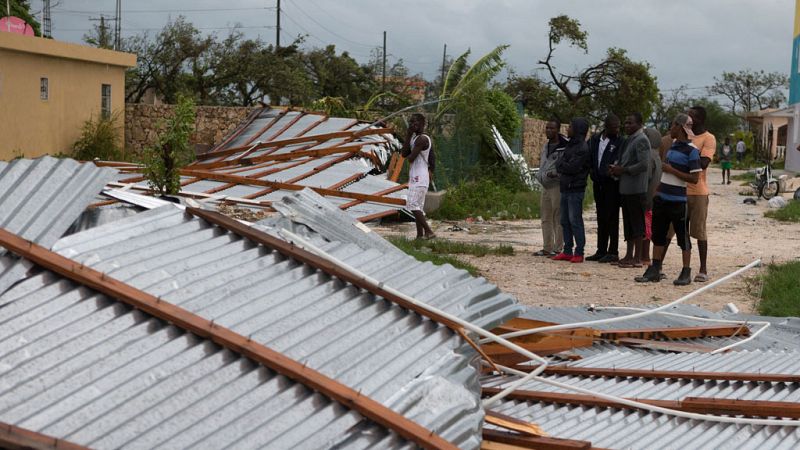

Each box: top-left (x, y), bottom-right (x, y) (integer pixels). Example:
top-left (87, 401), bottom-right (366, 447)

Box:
top-left (99, 107), bottom-right (409, 222)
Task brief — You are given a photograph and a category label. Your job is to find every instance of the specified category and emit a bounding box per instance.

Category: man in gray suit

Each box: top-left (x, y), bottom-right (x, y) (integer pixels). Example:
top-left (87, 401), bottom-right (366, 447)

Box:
top-left (609, 113), bottom-right (650, 268)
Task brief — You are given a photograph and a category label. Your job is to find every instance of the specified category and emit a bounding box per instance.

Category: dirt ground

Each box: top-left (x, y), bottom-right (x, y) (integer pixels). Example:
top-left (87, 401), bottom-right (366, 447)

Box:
top-left (375, 168), bottom-right (800, 313)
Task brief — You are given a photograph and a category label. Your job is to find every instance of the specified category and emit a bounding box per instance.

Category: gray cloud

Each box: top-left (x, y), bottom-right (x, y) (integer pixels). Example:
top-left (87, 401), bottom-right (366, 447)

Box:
top-left (47, 0), bottom-right (795, 96)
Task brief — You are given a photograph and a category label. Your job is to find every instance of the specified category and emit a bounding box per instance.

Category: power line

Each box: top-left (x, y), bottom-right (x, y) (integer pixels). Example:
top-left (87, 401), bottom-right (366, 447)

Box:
top-left (54, 7), bottom-right (275, 15)
top-left (284, 0), bottom-right (376, 48)
top-left (56, 25), bottom-right (276, 32)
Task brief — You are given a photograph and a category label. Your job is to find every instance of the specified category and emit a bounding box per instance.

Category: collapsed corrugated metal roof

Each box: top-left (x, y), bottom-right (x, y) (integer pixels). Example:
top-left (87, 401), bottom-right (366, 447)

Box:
top-left (0, 157), bottom-right (114, 294)
top-left (104, 108), bottom-right (409, 222)
top-left (0, 188), bottom-right (523, 448)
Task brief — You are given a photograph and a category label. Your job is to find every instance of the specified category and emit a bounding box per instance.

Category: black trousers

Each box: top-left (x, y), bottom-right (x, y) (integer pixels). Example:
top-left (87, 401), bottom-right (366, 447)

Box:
top-left (593, 180), bottom-right (620, 255)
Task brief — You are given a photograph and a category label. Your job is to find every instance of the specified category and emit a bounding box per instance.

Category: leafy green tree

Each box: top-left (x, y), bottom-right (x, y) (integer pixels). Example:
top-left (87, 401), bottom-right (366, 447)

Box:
top-left (651, 86), bottom-right (740, 138)
top-left (124, 17), bottom-right (212, 104)
top-left (6, 0), bottom-right (40, 36)
top-left (504, 72), bottom-right (570, 120)
top-left (708, 69), bottom-right (789, 117)
top-left (536, 15), bottom-right (659, 122)
top-left (83, 16), bottom-right (113, 49)
top-left (303, 45), bottom-right (376, 108)
top-left (486, 89), bottom-right (521, 142)
top-left (142, 95), bottom-right (196, 195)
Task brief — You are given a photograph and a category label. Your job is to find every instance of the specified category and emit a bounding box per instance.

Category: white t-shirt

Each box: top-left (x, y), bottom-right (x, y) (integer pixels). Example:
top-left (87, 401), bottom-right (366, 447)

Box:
top-left (597, 136), bottom-right (610, 168)
top-left (408, 134), bottom-right (431, 188)
top-left (736, 141), bottom-right (746, 153)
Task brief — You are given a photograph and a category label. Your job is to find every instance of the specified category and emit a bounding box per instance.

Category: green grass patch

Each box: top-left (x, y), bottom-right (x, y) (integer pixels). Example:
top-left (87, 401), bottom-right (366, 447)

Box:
top-left (756, 261), bottom-right (800, 317)
top-left (431, 166), bottom-right (540, 220)
top-left (764, 200), bottom-right (800, 222)
top-left (387, 236), bottom-right (514, 257)
top-left (386, 236), bottom-right (480, 275)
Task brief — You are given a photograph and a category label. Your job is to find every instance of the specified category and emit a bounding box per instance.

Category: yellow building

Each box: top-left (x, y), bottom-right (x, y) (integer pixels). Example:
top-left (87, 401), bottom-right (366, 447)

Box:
top-left (0, 32), bottom-right (136, 160)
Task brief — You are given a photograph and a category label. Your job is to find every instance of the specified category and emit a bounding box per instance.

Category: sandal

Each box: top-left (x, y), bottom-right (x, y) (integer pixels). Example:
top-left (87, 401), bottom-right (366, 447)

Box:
top-left (693, 273), bottom-right (709, 282)
top-left (533, 250), bottom-right (549, 256)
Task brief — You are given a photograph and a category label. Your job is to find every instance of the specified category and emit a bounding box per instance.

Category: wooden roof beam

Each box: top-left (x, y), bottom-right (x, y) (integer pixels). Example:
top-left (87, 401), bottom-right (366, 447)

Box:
top-left (0, 227), bottom-right (456, 450)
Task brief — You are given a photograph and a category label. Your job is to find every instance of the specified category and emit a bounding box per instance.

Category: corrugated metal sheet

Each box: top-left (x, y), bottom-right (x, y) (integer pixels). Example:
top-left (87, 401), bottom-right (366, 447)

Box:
top-left (485, 348), bottom-right (800, 449)
top-left (523, 305), bottom-right (800, 353)
top-left (10, 203), bottom-right (521, 448)
top-left (488, 397), bottom-right (800, 450)
top-left (0, 157), bottom-right (114, 294)
top-left (0, 271), bottom-right (410, 449)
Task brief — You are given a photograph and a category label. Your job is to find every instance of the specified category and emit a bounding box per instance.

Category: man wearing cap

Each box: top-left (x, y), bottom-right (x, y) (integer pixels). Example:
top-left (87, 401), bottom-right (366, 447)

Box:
top-left (636, 113), bottom-right (701, 285)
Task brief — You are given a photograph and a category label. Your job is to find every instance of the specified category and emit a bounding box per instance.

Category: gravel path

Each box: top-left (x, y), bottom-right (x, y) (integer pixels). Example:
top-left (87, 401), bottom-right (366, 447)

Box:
top-left (376, 168), bottom-right (800, 313)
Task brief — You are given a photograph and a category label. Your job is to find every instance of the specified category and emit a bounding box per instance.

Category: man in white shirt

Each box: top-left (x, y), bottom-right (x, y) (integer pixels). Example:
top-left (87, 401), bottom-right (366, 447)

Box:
top-left (735, 138), bottom-right (746, 162)
top-left (401, 114), bottom-right (436, 240)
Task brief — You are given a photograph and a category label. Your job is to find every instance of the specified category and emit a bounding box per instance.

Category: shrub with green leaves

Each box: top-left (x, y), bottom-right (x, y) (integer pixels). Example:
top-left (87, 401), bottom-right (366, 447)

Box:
top-left (764, 200), bottom-right (800, 223)
top-left (431, 166), bottom-right (540, 220)
top-left (142, 95), bottom-right (197, 195)
top-left (72, 112), bottom-right (122, 161)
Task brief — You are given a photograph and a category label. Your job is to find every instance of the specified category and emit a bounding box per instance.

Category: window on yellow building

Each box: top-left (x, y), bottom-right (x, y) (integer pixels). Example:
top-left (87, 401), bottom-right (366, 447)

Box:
top-left (101, 84), bottom-right (112, 119)
top-left (40, 78), bottom-right (48, 100)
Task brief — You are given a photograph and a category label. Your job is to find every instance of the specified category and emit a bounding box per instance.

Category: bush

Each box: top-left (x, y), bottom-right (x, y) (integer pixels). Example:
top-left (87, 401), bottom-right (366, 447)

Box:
top-left (431, 166), bottom-right (539, 220)
top-left (387, 236), bottom-right (480, 276)
top-left (764, 200), bottom-right (800, 222)
top-left (72, 112), bottom-right (122, 161)
top-left (756, 261), bottom-right (800, 317)
top-left (142, 95), bottom-right (196, 195)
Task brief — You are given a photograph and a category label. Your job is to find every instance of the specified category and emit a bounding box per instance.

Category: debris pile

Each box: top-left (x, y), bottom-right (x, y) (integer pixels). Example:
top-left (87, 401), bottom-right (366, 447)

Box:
top-left (2, 157), bottom-right (800, 449)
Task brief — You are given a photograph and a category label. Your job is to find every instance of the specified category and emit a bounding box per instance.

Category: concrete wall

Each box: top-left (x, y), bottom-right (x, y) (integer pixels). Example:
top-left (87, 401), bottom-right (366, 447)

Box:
top-left (0, 32), bottom-right (135, 160)
top-left (125, 104), bottom-right (256, 155)
top-left (521, 118), bottom-right (569, 168)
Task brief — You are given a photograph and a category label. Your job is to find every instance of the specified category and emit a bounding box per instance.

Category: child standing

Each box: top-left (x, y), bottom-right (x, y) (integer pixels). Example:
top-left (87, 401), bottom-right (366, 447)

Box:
top-left (720, 137), bottom-right (733, 184)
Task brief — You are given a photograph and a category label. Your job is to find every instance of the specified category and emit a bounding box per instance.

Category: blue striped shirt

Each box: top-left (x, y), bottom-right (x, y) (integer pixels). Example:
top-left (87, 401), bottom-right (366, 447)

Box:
top-left (657, 141), bottom-right (702, 202)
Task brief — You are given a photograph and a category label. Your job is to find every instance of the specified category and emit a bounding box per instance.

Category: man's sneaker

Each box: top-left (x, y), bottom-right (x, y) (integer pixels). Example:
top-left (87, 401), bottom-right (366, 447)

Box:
top-left (585, 253), bottom-right (604, 262)
top-left (598, 254), bottom-right (619, 264)
top-left (570, 255), bottom-right (584, 263)
top-left (551, 253), bottom-right (573, 261)
top-left (635, 264), bottom-right (661, 283)
top-left (673, 267), bottom-right (692, 286)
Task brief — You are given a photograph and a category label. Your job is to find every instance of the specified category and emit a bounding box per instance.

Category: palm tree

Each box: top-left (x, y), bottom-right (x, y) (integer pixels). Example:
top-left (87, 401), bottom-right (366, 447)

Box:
top-left (433, 45), bottom-right (509, 128)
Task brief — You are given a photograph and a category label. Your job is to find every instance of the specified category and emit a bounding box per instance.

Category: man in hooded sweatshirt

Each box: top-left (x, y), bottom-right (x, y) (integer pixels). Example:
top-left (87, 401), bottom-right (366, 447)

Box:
top-left (552, 118), bottom-right (591, 263)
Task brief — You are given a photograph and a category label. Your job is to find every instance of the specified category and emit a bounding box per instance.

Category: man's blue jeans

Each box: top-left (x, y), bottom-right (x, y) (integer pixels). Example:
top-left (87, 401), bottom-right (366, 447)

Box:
top-left (560, 191), bottom-right (586, 256)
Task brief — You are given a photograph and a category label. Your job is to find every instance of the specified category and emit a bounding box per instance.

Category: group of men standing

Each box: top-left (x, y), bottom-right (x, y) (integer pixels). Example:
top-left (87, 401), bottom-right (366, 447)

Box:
top-left (535, 107), bottom-right (716, 285)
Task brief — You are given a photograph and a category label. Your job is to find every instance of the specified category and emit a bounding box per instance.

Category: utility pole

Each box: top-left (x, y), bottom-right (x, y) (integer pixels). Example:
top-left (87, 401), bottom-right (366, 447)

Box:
top-left (382, 31), bottom-right (387, 92)
top-left (114, 0), bottom-right (122, 50)
top-left (43, 0), bottom-right (51, 38)
top-left (275, 0), bottom-right (281, 48)
top-left (440, 43), bottom-right (447, 84)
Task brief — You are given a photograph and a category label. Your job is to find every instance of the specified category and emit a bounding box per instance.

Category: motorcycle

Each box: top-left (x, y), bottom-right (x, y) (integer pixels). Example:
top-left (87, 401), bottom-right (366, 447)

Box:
top-left (750, 164), bottom-right (780, 200)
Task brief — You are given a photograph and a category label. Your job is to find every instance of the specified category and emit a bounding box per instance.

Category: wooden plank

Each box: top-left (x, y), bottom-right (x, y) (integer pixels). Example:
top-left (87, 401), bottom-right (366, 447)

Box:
top-left (356, 209), bottom-right (400, 223)
top-left (482, 429), bottom-right (592, 450)
top-left (339, 184), bottom-right (408, 210)
top-left (179, 169), bottom-right (406, 206)
top-left (485, 410), bottom-right (547, 437)
top-left (481, 328), bottom-right (595, 365)
top-left (680, 397), bottom-right (800, 419)
top-left (510, 364), bottom-right (800, 383)
top-left (482, 388), bottom-right (800, 419)
top-left (0, 227), bottom-right (457, 450)
top-left (599, 325), bottom-right (750, 340)
top-left (0, 421), bottom-right (88, 450)
top-left (241, 128), bottom-right (393, 165)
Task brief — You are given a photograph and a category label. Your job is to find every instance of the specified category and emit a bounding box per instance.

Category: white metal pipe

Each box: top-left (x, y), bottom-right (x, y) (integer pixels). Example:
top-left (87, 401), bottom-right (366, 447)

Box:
top-left (278, 228), bottom-right (553, 407)
top-left (494, 363), bottom-right (800, 426)
top-left (486, 260), bottom-right (762, 343)
top-left (598, 306), bottom-right (772, 354)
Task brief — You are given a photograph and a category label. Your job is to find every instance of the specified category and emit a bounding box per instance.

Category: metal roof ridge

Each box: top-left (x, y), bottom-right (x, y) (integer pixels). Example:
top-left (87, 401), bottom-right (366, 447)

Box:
top-left (0, 226), bottom-right (457, 450)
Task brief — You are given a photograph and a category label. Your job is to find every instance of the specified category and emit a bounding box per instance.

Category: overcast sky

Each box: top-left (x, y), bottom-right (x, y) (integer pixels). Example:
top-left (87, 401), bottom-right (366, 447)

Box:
top-left (45, 0), bottom-right (796, 98)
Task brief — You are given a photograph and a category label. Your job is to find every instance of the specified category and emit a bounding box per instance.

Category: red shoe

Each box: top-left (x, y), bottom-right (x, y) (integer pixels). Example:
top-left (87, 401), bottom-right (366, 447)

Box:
top-left (570, 255), bottom-right (584, 263)
top-left (551, 253), bottom-right (573, 261)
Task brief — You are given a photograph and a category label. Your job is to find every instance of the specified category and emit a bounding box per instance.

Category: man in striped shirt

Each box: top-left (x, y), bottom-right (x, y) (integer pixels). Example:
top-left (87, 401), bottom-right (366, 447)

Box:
top-left (635, 113), bottom-right (701, 285)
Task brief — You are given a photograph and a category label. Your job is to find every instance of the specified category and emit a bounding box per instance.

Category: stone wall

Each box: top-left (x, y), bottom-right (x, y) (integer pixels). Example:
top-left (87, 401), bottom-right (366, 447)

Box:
top-left (125, 104), bottom-right (256, 155)
top-left (521, 118), bottom-right (569, 168)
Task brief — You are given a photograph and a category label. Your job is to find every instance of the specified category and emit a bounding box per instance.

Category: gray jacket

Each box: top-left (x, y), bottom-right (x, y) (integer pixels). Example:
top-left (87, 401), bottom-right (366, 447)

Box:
top-left (618, 129), bottom-right (651, 195)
